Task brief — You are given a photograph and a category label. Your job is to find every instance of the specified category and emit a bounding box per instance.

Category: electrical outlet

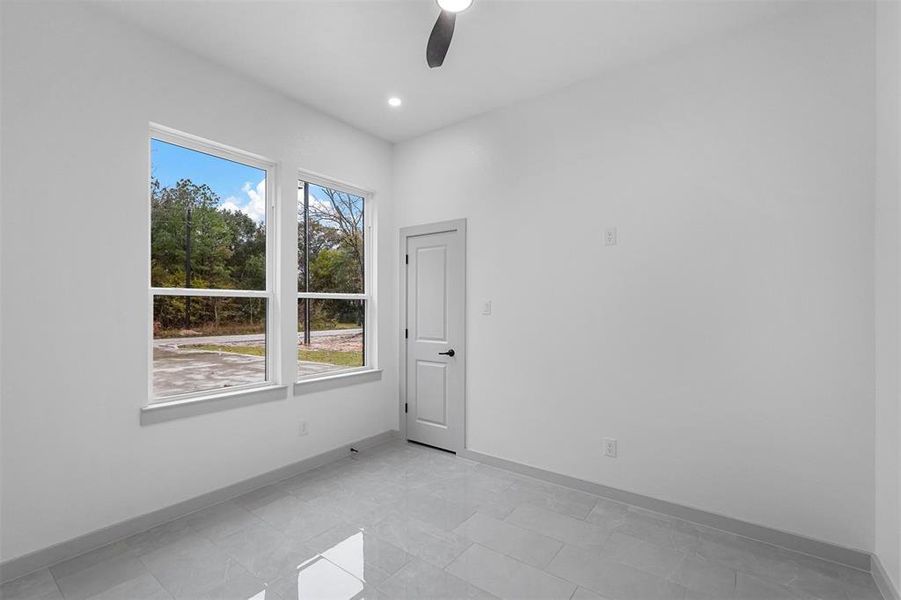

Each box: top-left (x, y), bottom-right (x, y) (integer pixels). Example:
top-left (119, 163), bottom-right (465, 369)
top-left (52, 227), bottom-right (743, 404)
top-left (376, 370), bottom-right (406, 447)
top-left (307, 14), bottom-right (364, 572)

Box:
top-left (603, 437), bottom-right (617, 458)
top-left (605, 228), bottom-right (618, 246)
top-left (299, 421), bottom-right (309, 437)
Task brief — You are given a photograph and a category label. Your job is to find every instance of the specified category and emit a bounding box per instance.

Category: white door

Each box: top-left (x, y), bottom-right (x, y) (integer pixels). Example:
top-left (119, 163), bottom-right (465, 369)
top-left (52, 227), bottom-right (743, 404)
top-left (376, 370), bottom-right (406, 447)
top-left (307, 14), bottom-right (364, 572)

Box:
top-left (403, 221), bottom-right (465, 453)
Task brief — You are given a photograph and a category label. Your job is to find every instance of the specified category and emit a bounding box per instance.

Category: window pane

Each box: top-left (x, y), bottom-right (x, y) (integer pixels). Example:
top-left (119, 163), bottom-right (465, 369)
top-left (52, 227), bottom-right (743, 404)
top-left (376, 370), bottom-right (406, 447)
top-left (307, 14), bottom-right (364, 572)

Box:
top-left (297, 182), bottom-right (364, 294)
top-left (153, 295), bottom-right (267, 399)
top-left (297, 299), bottom-right (364, 378)
top-left (151, 138), bottom-right (266, 291)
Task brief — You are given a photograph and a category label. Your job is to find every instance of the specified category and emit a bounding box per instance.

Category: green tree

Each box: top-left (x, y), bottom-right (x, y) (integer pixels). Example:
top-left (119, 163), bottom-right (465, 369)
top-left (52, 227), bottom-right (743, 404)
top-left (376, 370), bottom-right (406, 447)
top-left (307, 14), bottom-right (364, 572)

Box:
top-left (297, 185), bottom-right (365, 337)
top-left (151, 177), bottom-right (267, 332)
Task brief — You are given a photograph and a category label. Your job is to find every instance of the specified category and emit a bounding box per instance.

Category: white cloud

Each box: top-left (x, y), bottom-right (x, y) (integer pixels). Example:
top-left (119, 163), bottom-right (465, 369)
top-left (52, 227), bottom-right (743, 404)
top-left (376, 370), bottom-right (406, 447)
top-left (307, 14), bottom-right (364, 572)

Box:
top-left (218, 179), bottom-right (266, 224)
top-left (242, 179), bottom-right (266, 223)
top-left (220, 198), bottom-right (243, 213)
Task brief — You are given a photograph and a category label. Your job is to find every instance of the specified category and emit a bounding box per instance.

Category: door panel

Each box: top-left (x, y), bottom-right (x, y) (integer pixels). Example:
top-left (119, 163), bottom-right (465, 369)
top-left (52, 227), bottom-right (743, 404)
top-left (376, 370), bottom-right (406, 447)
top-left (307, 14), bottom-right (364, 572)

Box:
top-left (414, 360), bottom-right (448, 426)
top-left (415, 245), bottom-right (448, 342)
top-left (404, 223), bottom-right (465, 452)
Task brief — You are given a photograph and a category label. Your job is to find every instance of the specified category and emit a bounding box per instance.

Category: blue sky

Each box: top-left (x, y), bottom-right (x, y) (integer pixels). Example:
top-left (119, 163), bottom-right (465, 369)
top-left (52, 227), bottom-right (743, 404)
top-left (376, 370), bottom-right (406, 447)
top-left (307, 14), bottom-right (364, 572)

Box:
top-left (151, 138), bottom-right (267, 222)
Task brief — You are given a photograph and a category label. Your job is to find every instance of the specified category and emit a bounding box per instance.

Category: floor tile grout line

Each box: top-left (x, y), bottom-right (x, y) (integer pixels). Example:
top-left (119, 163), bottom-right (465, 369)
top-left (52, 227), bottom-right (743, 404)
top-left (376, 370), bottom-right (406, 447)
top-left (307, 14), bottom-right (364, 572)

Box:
top-left (543, 541), bottom-right (568, 571)
top-left (454, 513), bottom-right (568, 572)
top-left (148, 570), bottom-right (174, 600)
top-left (47, 568), bottom-right (64, 600)
top-left (447, 541), bottom-right (581, 598)
top-left (314, 553), bottom-right (369, 590)
top-left (135, 551), bottom-right (176, 600)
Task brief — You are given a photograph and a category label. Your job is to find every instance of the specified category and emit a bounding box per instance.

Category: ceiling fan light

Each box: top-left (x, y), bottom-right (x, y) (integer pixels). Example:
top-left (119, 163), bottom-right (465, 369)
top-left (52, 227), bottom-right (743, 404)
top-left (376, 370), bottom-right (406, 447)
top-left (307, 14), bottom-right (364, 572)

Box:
top-left (437, 0), bottom-right (472, 13)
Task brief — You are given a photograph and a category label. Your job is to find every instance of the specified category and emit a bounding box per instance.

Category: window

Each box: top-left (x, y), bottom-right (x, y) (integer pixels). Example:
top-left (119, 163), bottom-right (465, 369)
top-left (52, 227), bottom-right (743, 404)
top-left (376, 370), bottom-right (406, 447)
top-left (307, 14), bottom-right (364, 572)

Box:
top-left (147, 125), bottom-right (376, 412)
top-left (149, 129), bottom-right (274, 401)
top-left (297, 180), bottom-right (368, 379)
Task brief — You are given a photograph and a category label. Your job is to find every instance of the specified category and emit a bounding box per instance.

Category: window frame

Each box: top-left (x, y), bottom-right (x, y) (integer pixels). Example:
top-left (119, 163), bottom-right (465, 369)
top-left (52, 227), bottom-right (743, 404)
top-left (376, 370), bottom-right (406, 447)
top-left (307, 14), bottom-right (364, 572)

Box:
top-left (147, 124), bottom-right (280, 404)
top-left (296, 170), bottom-right (375, 383)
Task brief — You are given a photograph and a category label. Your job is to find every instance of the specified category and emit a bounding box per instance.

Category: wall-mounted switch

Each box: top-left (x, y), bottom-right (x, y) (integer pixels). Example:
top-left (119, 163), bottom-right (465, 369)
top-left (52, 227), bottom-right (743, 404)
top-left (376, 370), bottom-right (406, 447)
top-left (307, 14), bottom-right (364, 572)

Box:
top-left (482, 301), bottom-right (492, 316)
top-left (299, 421), bottom-right (309, 437)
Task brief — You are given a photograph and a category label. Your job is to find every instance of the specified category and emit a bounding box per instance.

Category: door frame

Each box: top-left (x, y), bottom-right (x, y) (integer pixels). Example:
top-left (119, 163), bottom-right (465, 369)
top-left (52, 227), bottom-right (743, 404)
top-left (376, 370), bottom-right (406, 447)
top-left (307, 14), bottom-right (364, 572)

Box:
top-left (398, 219), bottom-right (467, 452)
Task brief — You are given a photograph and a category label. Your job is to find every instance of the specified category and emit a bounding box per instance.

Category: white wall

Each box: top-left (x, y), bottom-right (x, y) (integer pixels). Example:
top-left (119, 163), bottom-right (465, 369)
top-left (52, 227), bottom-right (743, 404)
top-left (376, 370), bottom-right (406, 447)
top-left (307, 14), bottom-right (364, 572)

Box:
top-left (1, 0), bottom-right (890, 568)
top-left (0, 2), bottom-right (397, 562)
top-left (393, 3), bottom-right (876, 551)
top-left (875, 0), bottom-right (901, 590)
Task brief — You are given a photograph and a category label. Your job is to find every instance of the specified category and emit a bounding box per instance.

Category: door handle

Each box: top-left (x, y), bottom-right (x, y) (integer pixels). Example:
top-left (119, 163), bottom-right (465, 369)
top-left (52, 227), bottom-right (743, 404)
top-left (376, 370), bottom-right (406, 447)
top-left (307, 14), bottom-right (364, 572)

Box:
top-left (438, 349), bottom-right (456, 357)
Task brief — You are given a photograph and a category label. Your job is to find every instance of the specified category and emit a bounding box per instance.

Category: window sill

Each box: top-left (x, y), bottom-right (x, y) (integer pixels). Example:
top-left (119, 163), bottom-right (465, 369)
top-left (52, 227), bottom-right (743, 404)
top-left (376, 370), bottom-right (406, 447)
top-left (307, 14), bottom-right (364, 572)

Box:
top-left (294, 368), bottom-right (382, 395)
top-left (141, 384), bottom-right (289, 425)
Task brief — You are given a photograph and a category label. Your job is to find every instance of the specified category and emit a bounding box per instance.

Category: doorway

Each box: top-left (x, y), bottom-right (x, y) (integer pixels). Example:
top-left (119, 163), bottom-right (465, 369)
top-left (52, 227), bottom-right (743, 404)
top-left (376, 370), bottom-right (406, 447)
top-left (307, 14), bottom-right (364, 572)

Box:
top-left (399, 219), bottom-right (466, 453)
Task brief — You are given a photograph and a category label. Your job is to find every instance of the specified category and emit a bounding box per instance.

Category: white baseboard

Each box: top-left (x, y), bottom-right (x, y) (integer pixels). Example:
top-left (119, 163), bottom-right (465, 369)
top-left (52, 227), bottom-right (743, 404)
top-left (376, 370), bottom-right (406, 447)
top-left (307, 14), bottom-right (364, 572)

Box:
top-left (458, 447), bottom-right (872, 572)
top-left (873, 553), bottom-right (901, 600)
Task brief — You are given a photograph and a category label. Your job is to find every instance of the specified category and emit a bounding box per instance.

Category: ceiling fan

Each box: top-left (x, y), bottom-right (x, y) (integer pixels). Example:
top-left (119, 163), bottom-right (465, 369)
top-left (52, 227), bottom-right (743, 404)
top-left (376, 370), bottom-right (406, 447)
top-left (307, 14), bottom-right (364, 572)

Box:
top-left (426, 0), bottom-right (473, 68)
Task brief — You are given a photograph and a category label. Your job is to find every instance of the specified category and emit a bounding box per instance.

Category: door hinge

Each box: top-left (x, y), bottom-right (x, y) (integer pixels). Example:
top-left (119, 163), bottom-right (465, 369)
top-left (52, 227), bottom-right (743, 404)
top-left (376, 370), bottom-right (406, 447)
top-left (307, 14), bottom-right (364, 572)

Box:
top-left (405, 328), bottom-right (408, 339)
top-left (405, 403), bottom-right (408, 414)
top-left (405, 254), bottom-right (409, 265)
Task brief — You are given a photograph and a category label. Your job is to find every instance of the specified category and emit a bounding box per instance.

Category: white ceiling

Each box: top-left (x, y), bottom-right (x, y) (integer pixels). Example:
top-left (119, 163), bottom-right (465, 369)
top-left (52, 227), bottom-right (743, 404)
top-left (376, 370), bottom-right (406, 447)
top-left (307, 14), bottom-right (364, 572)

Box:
top-left (99, 0), bottom-right (795, 142)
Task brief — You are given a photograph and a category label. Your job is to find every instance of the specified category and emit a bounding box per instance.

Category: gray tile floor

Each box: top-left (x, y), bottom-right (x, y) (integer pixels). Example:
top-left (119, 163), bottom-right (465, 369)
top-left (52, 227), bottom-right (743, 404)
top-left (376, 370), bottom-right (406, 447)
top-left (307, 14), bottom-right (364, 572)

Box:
top-left (1, 442), bottom-right (884, 600)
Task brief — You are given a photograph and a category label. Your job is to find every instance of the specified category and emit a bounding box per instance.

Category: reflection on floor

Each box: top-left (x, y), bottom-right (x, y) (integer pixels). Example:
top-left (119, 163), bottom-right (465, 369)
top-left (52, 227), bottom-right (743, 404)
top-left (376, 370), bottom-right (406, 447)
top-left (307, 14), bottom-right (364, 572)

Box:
top-left (1, 442), bottom-right (884, 600)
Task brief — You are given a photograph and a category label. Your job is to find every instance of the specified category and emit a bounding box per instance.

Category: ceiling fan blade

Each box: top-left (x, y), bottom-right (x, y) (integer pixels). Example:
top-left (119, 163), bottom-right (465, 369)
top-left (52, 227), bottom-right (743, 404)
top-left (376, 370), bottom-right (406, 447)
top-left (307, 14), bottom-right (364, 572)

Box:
top-left (426, 10), bottom-right (456, 68)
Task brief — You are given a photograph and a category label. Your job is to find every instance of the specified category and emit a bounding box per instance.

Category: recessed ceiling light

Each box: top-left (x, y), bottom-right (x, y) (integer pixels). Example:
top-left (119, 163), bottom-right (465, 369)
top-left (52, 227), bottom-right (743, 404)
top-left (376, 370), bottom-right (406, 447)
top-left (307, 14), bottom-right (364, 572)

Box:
top-left (388, 97), bottom-right (403, 108)
top-left (437, 0), bottom-right (472, 13)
